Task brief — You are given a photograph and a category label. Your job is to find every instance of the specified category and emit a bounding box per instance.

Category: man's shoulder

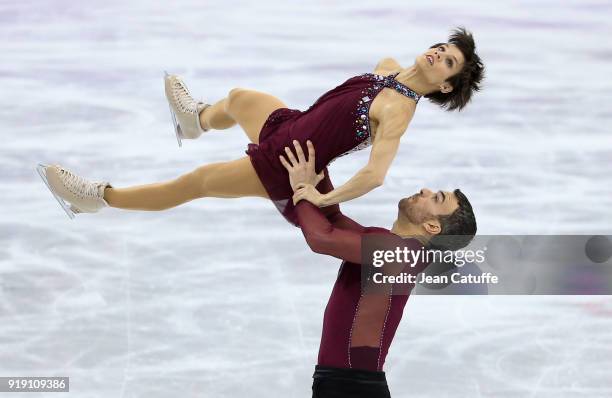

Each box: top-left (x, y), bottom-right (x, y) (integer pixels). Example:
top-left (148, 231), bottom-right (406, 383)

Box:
top-left (363, 226), bottom-right (391, 234)
top-left (362, 228), bottom-right (424, 247)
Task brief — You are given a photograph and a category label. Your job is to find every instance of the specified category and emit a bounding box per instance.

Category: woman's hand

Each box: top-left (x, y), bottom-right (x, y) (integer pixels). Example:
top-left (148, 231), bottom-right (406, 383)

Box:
top-left (292, 183), bottom-right (326, 207)
top-left (279, 140), bottom-right (325, 191)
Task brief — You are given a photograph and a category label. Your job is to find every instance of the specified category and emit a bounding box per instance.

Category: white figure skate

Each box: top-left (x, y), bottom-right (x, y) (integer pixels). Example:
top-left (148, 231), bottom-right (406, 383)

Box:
top-left (164, 71), bottom-right (211, 147)
top-left (37, 163), bottom-right (111, 219)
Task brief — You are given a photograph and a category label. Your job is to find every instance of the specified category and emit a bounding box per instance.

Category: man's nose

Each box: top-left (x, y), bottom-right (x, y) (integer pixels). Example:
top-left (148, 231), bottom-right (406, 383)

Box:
top-left (420, 188), bottom-right (432, 196)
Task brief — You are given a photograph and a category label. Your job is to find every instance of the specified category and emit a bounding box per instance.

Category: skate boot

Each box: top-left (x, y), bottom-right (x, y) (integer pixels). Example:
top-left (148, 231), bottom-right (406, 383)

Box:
top-left (36, 163), bottom-right (112, 219)
top-left (164, 71), bottom-right (211, 147)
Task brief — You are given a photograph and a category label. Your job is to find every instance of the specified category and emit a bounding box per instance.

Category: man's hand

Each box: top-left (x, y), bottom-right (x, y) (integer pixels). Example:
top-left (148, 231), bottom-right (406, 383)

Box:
top-left (279, 140), bottom-right (325, 191)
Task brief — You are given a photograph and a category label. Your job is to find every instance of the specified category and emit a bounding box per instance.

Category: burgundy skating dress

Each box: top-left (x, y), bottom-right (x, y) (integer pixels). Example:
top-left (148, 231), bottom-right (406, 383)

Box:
top-left (245, 72), bottom-right (420, 226)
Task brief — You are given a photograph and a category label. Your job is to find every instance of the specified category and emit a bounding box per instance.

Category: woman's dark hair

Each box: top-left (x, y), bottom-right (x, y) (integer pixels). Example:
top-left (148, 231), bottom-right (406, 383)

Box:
top-left (427, 189), bottom-right (477, 251)
top-left (425, 27), bottom-right (485, 111)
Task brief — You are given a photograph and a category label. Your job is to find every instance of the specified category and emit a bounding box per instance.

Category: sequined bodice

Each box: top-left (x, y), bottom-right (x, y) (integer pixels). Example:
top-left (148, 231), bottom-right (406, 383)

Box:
top-left (253, 72), bottom-right (421, 175)
top-left (332, 72), bottom-right (420, 162)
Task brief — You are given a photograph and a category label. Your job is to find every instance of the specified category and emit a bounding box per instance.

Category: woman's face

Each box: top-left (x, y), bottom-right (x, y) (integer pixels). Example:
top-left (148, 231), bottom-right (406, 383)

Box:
top-left (416, 43), bottom-right (465, 91)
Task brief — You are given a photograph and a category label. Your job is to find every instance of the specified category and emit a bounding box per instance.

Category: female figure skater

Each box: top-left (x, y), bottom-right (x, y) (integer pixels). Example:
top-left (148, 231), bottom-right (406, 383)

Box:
top-left (37, 27), bottom-right (484, 224)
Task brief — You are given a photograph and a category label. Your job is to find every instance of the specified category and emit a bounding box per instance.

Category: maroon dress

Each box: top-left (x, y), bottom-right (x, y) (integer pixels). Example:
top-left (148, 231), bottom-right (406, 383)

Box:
top-left (245, 72), bottom-right (421, 225)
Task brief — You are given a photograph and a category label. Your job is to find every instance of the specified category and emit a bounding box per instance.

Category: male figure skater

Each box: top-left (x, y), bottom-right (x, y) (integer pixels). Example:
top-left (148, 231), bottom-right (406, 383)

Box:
top-left (279, 140), bottom-right (477, 398)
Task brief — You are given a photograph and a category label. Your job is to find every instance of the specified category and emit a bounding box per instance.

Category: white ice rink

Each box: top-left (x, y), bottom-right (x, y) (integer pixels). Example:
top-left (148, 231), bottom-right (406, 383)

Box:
top-left (1, 0), bottom-right (612, 397)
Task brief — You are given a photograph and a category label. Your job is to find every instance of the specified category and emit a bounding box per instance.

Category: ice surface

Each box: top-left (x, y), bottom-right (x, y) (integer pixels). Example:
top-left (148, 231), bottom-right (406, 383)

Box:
top-left (1, 0), bottom-right (611, 397)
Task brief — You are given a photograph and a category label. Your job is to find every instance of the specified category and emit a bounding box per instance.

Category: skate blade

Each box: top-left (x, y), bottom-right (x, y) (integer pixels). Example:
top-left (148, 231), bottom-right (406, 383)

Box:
top-left (168, 103), bottom-right (183, 147)
top-left (36, 163), bottom-right (76, 220)
top-left (164, 71), bottom-right (183, 147)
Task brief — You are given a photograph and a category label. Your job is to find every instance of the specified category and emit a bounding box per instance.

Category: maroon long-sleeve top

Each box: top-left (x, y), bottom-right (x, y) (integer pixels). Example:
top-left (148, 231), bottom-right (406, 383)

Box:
top-left (295, 198), bottom-right (429, 371)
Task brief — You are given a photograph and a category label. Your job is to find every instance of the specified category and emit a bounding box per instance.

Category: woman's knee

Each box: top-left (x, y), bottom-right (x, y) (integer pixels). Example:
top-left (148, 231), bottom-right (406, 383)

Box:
top-left (176, 165), bottom-right (214, 199)
top-left (225, 88), bottom-right (250, 114)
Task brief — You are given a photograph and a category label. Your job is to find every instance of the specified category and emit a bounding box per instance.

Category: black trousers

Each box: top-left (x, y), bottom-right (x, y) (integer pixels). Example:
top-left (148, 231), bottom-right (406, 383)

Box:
top-left (312, 365), bottom-right (392, 398)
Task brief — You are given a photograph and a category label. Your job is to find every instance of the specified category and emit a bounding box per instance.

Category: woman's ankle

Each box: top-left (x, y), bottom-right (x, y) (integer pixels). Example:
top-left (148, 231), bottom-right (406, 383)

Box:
top-left (201, 98), bottom-right (236, 130)
top-left (199, 106), bottom-right (211, 131)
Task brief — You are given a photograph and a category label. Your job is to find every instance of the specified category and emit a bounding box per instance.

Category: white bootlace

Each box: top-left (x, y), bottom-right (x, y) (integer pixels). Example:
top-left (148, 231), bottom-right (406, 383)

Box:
top-left (172, 79), bottom-right (199, 114)
top-left (59, 168), bottom-right (102, 199)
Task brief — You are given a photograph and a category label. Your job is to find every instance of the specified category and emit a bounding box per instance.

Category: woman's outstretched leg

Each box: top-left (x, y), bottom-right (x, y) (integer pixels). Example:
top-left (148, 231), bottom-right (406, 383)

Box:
top-left (38, 157), bottom-right (268, 217)
top-left (104, 156), bottom-right (268, 210)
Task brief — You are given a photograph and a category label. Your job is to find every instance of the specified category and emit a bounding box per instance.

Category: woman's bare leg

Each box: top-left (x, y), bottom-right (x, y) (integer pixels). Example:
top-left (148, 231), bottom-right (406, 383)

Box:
top-left (200, 88), bottom-right (288, 144)
top-left (200, 97), bottom-right (236, 130)
top-left (103, 156), bottom-right (267, 211)
top-left (103, 86), bottom-right (288, 210)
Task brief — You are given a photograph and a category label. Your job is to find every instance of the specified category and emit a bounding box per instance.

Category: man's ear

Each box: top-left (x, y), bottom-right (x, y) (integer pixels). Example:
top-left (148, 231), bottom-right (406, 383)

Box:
top-left (423, 219), bottom-right (441, 235)
top-left (439, 82), bottom-right (453, 94)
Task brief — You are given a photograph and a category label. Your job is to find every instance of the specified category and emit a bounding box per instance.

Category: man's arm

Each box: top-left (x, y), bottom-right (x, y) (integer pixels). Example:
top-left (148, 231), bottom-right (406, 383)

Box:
top-left (279, 140), bottom-right (367, 262)
top-left (294, 104), bottom-right (414, 207)
top-left (295, 200), bottom-right (364, 264)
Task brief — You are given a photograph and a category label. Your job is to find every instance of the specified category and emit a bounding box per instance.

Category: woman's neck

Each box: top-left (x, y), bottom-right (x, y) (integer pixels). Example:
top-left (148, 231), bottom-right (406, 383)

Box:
top-left (394, 66), bottom-right (436, 97)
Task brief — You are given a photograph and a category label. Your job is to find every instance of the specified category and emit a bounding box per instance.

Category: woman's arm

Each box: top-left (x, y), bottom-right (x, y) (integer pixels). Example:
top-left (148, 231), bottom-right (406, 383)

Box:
top-left (293, 103), bottom-right (413, 207)
top-left (317, 173), bottom-right (366, 232)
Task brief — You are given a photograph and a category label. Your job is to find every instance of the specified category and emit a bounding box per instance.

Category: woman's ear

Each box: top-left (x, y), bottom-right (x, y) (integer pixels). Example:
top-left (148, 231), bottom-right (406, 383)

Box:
top-left (439, 82), bottom-right (454, 94)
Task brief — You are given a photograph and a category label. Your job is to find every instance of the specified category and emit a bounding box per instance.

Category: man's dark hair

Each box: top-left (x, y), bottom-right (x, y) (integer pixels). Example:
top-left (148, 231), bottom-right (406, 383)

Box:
top-left (425, 27), bottom-right (485, 111)
top-left (428, 189), bottom-right (477, 251)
